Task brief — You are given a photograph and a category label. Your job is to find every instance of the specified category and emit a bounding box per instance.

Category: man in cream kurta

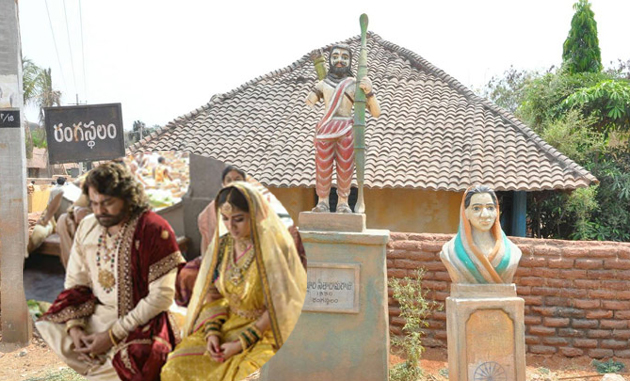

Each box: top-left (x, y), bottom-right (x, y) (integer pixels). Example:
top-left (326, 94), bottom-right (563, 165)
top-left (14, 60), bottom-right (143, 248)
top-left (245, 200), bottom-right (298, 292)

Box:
top-left (37, 162), bottom-right (184, 381)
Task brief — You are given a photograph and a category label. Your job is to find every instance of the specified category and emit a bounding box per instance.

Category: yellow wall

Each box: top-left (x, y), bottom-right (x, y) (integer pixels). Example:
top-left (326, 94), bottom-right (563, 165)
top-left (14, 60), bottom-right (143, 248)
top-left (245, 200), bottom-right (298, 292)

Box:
top-left (267, 187), bottom-right (316, 225)
top-left (267, 186), bottom-right (463, 234)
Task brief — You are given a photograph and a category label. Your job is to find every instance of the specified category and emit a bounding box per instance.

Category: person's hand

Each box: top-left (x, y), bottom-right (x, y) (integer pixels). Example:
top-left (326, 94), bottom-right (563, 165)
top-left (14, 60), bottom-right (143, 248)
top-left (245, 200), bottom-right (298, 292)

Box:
top-left (305, 97), bottom-right (315, 108)
top-left (69, 327), bottom-right (87, 351)
top-left (206, 335), bottom-right (223, 362)
top-left (75, 331), bottom-right (113, 357)
top-left (359, 76), bottom-right (373, 93)
top-left (220, 340), bottom-right (243, 361)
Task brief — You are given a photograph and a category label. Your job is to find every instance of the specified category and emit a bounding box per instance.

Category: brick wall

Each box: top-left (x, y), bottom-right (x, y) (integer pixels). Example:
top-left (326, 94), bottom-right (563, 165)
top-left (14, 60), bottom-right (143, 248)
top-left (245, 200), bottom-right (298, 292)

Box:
top-left (387, 232), bottom-right (630, 359)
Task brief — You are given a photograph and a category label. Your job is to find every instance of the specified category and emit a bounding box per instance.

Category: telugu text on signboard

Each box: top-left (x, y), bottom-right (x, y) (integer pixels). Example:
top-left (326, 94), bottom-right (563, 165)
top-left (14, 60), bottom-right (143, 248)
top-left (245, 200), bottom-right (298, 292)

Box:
top-left (44, 103), bottom-right (125, 164)
top-left (303, 262), bottom-right (360, 314)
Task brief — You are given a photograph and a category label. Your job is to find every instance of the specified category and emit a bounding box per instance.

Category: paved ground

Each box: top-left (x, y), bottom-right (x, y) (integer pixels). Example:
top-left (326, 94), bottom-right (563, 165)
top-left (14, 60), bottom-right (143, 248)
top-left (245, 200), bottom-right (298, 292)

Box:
top-left (24, 254), bottom-right (65, 302)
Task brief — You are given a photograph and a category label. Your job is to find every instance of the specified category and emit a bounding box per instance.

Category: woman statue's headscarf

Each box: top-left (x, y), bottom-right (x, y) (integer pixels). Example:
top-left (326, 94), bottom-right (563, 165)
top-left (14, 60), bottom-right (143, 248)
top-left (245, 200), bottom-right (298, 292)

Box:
top-left (184, 181), bottom-right (307, 348)
top-left (440, 186), bottom-right (521, 284)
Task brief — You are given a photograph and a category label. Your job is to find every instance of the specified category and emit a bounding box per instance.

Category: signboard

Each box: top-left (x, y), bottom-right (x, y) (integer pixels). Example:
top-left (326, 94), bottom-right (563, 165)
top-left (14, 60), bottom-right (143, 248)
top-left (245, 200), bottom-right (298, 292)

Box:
top-left (44, 103), bottom-right (124, 164)
top-left (303, 262), bottom-right (360, 314)
top-left (0, 108), bottom-right (20, 128)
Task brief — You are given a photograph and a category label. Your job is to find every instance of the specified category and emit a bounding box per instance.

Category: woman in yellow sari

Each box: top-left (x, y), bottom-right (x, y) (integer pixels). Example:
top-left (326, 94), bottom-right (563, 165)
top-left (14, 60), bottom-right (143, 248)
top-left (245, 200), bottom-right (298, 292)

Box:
top-left (161, 181), bottom-right (307, 381)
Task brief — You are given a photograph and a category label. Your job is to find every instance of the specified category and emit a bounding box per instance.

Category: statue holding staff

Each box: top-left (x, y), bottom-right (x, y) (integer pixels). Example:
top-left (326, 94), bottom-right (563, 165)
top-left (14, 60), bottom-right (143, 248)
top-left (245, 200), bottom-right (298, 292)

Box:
top-left (305, 31), bottom-right (380, 213)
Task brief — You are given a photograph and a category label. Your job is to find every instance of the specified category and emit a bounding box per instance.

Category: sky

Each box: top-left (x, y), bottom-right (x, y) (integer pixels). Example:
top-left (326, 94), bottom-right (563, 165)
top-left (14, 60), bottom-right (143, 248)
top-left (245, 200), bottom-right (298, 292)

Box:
top-left (17, 0), bottom-right (630, 131)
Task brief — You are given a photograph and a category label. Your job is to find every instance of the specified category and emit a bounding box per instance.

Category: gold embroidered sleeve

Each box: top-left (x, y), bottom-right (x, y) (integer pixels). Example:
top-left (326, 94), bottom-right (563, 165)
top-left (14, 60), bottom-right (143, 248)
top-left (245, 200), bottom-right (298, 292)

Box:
top-left (148, 251), bottom-right (186, 284)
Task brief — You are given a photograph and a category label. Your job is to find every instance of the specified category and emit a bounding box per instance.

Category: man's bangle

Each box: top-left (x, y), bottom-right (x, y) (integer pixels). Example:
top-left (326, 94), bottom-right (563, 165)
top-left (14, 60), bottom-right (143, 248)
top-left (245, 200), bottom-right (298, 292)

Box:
top-left (108, 329), bottom-right (119, 346)
top-left (366, 91), bottom-right (375, 98)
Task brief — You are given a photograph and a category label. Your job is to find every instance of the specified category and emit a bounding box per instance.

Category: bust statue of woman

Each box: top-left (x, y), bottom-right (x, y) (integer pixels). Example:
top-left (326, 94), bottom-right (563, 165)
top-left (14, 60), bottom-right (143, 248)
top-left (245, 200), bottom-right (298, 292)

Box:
top-left (440, 185), bottom-right (522, 284)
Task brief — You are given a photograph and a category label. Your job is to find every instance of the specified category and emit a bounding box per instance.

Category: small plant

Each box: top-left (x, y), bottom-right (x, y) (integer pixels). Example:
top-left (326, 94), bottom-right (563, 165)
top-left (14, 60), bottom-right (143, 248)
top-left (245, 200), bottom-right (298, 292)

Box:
top-left (591, 359), bottom-right (625, 374)
top-left (438, 367), bottom-right (449, 379)
top-left (389, 269), bottom-right (441, 381)
top-left (24, 367), bottom-right (85, 381)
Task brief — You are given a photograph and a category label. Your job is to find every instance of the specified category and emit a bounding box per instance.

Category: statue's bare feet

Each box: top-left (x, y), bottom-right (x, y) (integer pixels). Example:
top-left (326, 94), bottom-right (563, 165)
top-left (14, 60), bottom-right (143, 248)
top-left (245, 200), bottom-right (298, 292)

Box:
top-left (312, 202), bottom-right (330, 213)
top-left (336, 203), bottom-right (353, 214)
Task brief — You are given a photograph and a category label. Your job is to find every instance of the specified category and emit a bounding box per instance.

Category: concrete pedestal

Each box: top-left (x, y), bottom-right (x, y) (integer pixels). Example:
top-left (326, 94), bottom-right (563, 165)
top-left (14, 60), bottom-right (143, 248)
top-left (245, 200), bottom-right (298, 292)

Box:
top-left (259, 212), bottom-right (390, 381)
top-left (446, 284), bottom-right (526, 381)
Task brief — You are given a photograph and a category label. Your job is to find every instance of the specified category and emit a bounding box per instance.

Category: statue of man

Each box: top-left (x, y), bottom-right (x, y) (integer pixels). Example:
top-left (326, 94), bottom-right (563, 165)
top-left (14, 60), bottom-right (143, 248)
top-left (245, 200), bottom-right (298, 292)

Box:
top-left (440, 186), bottom-right (522, 284)
top-left (305, 44), bottom-right (381, 213)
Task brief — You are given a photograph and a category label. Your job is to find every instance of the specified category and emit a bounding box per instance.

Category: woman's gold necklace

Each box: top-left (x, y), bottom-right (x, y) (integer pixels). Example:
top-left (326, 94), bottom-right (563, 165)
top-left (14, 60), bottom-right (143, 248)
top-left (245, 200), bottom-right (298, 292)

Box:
top-left (228, 237), bottom-right (255, 286)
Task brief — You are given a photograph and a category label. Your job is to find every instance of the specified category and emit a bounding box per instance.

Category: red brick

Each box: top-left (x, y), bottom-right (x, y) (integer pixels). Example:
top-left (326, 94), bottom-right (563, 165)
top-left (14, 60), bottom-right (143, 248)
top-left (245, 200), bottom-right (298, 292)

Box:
top-left (545, 297), bottom-right (571, 308)
top-left (395, 259), bottom-right (422, 269)
top-left (615, 349), bottom-right (630, 358)
top-left (547, 278), bottom-right (568, 288)
top-left (523, 295), bottom-right (543, 306)
top-left (618, 270), bottom-right (630, 280)
top-left (389, 325), bottom-right (402, 336)
top-left (574, 279), bottom-right (601, 289)
top-left (602, 300), bottom-right (630, 310)
top-left (434, 331), bottom-right (447, 340)
top-left (600, 320), bottom-right (628, 329)
top-left (586, 310), bottom-right (614, 319)
top-left (514, 267), bottom-right (532, 277)
top-left (519, 256), bottom-right (546, 268)
top-left (542, 337), bottom-right (569, 346)
top-left (386, 259), bottom-right (395, 268)
top-left (574, 338), bottom-right (598, 348)
top-left (589, 349), bottom-right (614, 358)
top-left (588, 289), bottom-right (617, 300)
top-left (534, 245), bottom-right (562, 256)
top-left (587, 270), bottom-right (619, 280)
top-left (433, 271), bottom-right (451, 282)
top-left (539, 268), bottom-right (561, 278)
top-left (516, 285), bottom-right (531, 296)
top-left (525, 335), bottom-right (541, 345)
top-left (558, 328), bottom-right (584, 337)
top-left (421, 241), bottom-right (445, 252)
top-left (518, 245), bottom-right (534, 255)
top-left (389, 306), bottom-right (401, 316)
top-left (559, 269), bottom-right (587, 280)
top-left (563, 246), bottom-right (590, 257)
top-left (432, 311), bottom-right (446, 321)
top-left (560, 347), bottom-right (584, 357)
top-left (391, 317), bottom-right (407, 326)
top-left (525, 315), bottom-right (542, 325)
top-left (519, 277), bottom-right (544, 287)
top-left (389, 233), bottom-right (409, 241)
top-left (531, 306), bottom-right (558, 317)
top-left (434, 291), bottom-right (449, 301)
top-left (388, 249), bottom-right (410, 259)
top-left (559, 288), bottom-right (588, 298)
top-left (423, 261), bottom-right (446, 271)
top-left (529, 325), bottom-right (556, 336)
top-left (587, 330), bottom-right (612, 339)
top-left (544, 317), bottom-right (570, 328)
top-left (391, 241), bottom-right (421, 251)
top-left (590, 247), bottom-right (618, 258)
top-left (388, 269), bottom-right (407, 278)
top-left (406, 251), bottom-right (436, 261)
top-left (572, 299), bottom-right (600, 309)
top-left (575, 259), bottom-right (603, 269)
top-left (407, 233), bottom-right (428, 241)
top-left (421, 280), bottom-right (447, 291)
top-left (601, 280), bottom-right (629, 291)
top-left (548, 257), bottom-right (574, 269)
top-left (619, 245), bottom-right (630, 259)
top-left (427, 320), bottom-right (445, 329)
top-left (571, 319), bottom-right (598, 329)
top-left (615, 311), bottom-right (630, 319)
top-left (529, 345), bottom-right (557, 354)
top-left (604, 259), bottom-right (630, 270)
top-left (612, 330), bottom-right (630, 340)
top-left (531, 287), bottom-right (556, 296)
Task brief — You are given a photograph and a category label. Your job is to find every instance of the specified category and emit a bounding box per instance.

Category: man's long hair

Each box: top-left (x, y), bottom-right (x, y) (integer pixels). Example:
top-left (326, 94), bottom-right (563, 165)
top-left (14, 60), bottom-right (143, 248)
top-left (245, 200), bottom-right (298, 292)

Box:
top-left (82, 161), bottom-right (150, 218)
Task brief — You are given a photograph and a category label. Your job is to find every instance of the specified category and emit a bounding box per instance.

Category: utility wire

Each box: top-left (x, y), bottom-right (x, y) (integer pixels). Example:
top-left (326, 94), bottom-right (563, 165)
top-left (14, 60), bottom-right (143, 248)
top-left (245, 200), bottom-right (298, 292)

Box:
top-left (62, 0), bottom-right (77, 100)
top-left (79, 0), bottom-right (87, 103)
top-left (44, 0), bottom-right (68, 97)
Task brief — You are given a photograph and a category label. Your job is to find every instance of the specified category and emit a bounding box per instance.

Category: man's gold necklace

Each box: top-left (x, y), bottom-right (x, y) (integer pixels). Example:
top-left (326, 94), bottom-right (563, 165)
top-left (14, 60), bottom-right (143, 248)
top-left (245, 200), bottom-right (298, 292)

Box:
top-left (96, 222), bottom-right (129, 293)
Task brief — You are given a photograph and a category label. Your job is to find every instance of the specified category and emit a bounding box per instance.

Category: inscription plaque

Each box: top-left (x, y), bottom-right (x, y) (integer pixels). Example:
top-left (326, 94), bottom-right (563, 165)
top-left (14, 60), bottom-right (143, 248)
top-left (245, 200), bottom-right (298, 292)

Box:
top-left (303, 262), bottom-right (360, 313)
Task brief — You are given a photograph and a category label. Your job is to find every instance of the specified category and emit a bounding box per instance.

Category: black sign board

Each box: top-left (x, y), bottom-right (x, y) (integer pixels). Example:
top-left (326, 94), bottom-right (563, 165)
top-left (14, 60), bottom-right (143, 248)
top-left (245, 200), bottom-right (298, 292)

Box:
top-left (44, 103), bottom-right (125, 164)
top-left (0, 109), bottom-right (20, 128)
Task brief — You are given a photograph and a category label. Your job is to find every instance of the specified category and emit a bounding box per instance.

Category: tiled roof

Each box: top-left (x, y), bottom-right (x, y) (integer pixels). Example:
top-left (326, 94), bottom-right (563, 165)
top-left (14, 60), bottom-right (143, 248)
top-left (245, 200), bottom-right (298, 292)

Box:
top-left (130, 33), bottom-right (597, 192)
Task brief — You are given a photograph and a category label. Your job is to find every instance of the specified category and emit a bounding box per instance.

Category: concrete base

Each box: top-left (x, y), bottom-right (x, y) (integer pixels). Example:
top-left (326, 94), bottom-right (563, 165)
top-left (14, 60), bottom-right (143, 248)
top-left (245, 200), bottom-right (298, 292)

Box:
top-left (259, 213), bottom-right (389, 381)
top-left (446, 284), bottom-right (526, 381)
top-left (299, 211), bottom-right (366, 232)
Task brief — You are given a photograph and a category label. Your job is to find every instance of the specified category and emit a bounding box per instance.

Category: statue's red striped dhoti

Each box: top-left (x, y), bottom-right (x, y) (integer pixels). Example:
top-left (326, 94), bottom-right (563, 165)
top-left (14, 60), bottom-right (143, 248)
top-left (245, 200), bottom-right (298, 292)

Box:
top-left (314, 77), bottom-right (355, 199)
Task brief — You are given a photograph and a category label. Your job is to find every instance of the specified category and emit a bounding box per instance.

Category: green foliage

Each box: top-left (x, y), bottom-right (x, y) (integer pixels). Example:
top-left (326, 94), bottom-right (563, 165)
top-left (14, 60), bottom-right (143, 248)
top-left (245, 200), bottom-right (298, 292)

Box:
top-left (563, 79), bottom-right (630, 135)
top-left (538, 109), bottom-right (604, 163)
top-left (24, 367), bottom-right (85, 381)
top-left (591, 359), bottom-right (625, 374)
top-left (562, 0), bottom-right (602, 74)
top-left (389, 269), bottom-right (440, 381)
top-left (478, 66), bottom-right (538, 114)
top-left (31, 128), bottom-right (48, 148)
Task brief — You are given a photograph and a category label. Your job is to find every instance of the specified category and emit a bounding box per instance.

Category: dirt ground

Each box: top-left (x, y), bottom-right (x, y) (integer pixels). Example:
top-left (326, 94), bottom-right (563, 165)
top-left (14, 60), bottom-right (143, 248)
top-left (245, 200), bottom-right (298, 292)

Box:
top-left (1, 335), bottom-right (629, 381)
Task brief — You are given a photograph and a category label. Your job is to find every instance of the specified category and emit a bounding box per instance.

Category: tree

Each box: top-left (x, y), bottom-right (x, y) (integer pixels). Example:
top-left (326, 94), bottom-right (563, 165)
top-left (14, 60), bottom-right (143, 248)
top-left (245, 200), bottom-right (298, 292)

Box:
top-left (562, 0), bottom-right (602, 74)
top-left (35, 68), bottom-right (61, 125)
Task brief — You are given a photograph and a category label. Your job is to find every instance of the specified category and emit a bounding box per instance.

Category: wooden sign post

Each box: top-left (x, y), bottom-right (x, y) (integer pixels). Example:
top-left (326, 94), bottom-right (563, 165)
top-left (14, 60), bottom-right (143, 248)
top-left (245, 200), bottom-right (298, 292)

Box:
top-left (0, 0), bottom-right (32, 349)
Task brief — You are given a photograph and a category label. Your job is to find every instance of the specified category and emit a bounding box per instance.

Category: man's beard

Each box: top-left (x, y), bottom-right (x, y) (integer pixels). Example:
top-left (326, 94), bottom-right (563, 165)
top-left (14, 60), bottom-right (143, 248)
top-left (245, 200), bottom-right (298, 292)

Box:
top-left (96, 209), bottom-right (128, 228)
top-left (328, 65), bottom-right (353, 80)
